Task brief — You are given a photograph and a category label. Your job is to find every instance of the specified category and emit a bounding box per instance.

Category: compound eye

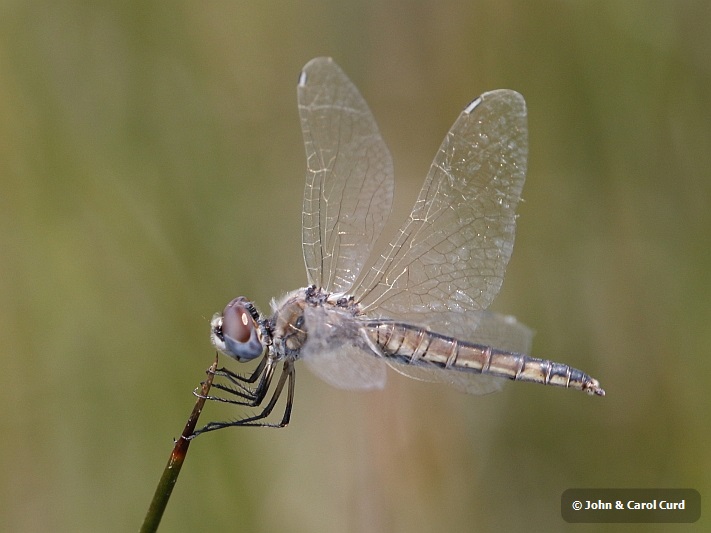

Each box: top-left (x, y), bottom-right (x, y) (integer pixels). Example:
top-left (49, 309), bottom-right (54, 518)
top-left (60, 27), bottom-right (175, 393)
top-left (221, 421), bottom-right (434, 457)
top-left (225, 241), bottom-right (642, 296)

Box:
top-left (223, 300), bottom-right (254, 343)
top-left (211, 297), bottom-right (264, 362)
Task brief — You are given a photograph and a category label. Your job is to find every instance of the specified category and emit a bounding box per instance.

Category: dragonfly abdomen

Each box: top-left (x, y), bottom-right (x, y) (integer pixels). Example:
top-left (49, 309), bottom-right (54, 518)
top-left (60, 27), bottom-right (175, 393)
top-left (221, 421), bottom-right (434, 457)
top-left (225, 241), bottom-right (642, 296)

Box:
top-left (366, 321), bottom-right (605, 396)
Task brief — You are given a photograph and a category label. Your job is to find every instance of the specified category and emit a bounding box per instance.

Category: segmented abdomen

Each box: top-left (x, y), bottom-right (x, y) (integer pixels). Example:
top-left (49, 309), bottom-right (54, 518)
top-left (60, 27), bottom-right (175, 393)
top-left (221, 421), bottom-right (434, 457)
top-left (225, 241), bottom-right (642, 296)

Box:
top-left (365, 321), bottom-right (605, 396)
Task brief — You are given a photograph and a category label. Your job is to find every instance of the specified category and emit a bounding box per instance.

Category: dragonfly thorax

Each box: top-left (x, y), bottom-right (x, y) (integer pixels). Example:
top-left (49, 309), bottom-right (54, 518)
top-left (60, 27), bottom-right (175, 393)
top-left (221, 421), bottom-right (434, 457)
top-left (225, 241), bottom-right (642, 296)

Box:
top-left (270, 289), bottom-right (310, 359)
top-left (270, 286), bottom-right (362, 360)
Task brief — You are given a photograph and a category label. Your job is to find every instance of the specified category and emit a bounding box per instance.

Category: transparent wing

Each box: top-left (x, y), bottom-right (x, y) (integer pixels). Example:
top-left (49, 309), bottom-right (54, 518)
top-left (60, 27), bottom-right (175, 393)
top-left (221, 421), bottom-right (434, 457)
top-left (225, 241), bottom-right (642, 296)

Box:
top-left (378, 311), bottom-right (533, 395)
top-left (385, 360), bottom-right (506, 395)
top-left (301, 304), bottom-right (387, 390)
top-left (303, 343), bottom-right (387, 391)
top-left (353, 90), bottom-right (527, 317)
top-left (298, 57), bottom-right (394, 295)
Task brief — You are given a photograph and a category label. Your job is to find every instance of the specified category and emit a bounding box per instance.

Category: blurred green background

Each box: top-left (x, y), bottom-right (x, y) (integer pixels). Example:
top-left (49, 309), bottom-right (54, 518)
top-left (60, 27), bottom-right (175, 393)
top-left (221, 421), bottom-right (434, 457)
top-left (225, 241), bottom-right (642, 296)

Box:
top-left (1, 1), bottom-right (709, 531)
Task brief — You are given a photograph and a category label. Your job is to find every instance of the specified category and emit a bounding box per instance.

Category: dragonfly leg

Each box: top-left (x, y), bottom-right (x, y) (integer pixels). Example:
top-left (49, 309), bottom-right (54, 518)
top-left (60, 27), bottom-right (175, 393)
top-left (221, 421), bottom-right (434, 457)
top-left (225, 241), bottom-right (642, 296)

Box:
top-left (191, 360), bottom-right (295, 435)
top-left (214, 354), bottom-right (268, 385)
top-left (193, 354), bottom-right (275, 407)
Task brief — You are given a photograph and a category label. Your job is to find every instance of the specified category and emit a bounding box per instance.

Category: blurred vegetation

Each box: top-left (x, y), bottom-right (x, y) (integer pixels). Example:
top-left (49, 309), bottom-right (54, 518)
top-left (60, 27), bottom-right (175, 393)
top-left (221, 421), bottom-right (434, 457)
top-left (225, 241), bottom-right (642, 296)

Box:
top-left (1, 1), bottom-right (709, 531)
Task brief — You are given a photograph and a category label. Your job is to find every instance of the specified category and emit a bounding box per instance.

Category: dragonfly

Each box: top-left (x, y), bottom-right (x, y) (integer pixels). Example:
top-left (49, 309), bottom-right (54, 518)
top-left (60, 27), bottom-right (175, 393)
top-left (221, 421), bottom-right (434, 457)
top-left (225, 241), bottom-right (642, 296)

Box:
top-left (193, 57), bottom-right (604, 435)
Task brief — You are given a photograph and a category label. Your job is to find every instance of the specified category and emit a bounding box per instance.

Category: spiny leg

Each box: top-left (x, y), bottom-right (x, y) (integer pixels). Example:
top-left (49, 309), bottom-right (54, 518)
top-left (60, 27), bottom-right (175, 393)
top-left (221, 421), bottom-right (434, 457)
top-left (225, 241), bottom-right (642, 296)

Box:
top-left (191, 360), bottom-right (295, 436)
top-left (227, 359), bottom-right (294, 428)
top-left (216, 355), bottom-right (276, 404)
top-left (215, 354), bottom-right (268, 386)
top-left (195, 354), bottom-right (275, 406)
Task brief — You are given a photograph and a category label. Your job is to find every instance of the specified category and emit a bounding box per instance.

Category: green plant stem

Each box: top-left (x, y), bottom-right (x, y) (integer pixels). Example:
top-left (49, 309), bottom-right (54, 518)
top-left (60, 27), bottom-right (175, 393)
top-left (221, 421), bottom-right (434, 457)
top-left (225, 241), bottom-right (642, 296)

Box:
top-left (139, 355), bottom-right (218, 533)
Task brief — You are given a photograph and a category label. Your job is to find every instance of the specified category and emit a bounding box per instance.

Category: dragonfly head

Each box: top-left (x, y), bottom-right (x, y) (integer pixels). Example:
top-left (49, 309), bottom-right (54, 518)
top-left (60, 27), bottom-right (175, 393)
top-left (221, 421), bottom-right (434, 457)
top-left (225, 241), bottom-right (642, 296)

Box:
top-left (210, 297), bottom-right (265, 362)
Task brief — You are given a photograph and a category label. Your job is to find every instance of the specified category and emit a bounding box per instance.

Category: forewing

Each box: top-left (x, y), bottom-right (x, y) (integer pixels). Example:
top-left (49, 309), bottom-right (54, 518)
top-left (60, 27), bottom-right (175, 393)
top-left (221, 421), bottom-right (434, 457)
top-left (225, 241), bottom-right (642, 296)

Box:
top-left (353, 90), bottom-right (527, 316)
top-left (298, 57), bottom-right (394, 294)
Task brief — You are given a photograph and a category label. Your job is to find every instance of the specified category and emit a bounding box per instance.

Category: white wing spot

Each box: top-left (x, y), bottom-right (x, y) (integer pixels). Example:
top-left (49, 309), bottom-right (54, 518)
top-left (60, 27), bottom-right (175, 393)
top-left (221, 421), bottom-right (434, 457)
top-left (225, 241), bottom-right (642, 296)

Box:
top-left (298, 70), bottom-right (308, 87)
top-left (464, 97), bottom-right (482, 114)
